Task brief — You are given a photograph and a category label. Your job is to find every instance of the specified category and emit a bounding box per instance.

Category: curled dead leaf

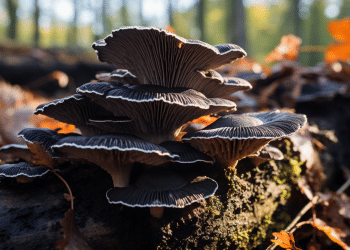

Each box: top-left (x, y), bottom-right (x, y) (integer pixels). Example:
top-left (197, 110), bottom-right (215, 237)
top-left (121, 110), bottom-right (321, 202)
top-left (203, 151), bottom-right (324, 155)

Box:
top-left (56, 209), bottom-right (91, 250)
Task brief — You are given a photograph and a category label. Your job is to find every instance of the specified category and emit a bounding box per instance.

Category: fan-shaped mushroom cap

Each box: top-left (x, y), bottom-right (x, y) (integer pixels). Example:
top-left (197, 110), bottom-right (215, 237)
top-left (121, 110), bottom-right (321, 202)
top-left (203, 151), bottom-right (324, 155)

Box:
top-left (248, 144), bottom-right (284, 166)
top-left (0, 162), bottom-right (49, 183)
top-left (0, 144), bottom-right (33, 163)
top-left (106, 168), bottom-right (218, 218)
top-left (34, 94), bottom-right (118, 136)
top-left (92, 27), bottom-right (247, 96)
top-left (182, 110), bottom-right (306, 169)
top-left (160, 141), bottom-right (213, 164)
top-left (51, 134), bottom-right (178, 187)
top-left (78, 82), bottom-right (236, 144)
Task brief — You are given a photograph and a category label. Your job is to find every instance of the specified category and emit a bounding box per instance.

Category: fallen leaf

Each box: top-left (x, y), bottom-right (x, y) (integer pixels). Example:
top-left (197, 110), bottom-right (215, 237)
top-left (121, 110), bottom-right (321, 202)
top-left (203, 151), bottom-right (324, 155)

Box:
top-left (326, 18), bottom-right (350, 63)
top-left (56, 209), bottom-right (91, 250)
top-left (271, 230), bottom-right (302, 250)
top-left (266, 34), bottom-right (302, 63)
top-left (26, 141), bottom-right (56, 170)
top-left (312, 218), bottom-right (350, 250)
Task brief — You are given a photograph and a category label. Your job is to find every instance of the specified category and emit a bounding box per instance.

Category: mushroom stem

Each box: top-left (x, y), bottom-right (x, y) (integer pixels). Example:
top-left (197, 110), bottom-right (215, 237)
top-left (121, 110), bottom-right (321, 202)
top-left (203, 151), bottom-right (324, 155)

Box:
top-left (102, 161), bottom-right (133, 188)
top-left (150, 207), bottom-right (164, 218)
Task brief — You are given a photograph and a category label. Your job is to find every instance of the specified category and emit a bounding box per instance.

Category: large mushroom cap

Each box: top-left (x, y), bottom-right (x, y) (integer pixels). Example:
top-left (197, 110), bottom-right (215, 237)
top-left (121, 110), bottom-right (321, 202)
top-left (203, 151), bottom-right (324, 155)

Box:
top-left (78, 82), bottom-right (236, 144)
top-left (106, 168), bottom-right (218, 208)
top-left (92, 27), bottom-right (246, 91)
top-left (182, 110), bottom-right (306, 168)
top-left (51, 134), bottom-right (178, 187)
top-left (34, 94), bottom-right (116, 136)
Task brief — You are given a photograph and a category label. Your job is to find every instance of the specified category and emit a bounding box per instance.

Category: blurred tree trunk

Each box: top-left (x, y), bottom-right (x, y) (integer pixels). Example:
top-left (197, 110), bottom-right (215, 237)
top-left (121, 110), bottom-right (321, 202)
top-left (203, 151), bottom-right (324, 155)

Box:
top-left (303, 0), bottom-right (330, 66)
top-left (121, 0), bottom-right (130, 26)
top-left (338, 0), bottom-right (350, 19)
top-left (102, 0), bottom-right (110, 36)
top-left (139, 0), bottom-right (145, 25)
top-left (168, 0), bottom-right (173, 27)
top-left (289, 0), bottom-right (301, 37)
top-left (198, 0), bottom-right (206, 42)
top-left (226, 0), bottom-right (246, 49)
top-left (6, 0), bottom-right (18, 40)
top-left (33, 0), bottom-right (40, 47)
top-left (68, 0), bottom-right (78, 45)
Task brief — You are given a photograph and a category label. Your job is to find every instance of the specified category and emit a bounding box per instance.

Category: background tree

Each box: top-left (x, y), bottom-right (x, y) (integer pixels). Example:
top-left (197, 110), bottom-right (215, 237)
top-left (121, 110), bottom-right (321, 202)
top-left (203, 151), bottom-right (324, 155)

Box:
top-left (6, 0), bottom-right (18, 40)
top-left (33, 0), bottom-right (40, 47)
top-left (197, 0), bottom-right (206, 42)
top-left (226, 0), bottom-right (247, 50)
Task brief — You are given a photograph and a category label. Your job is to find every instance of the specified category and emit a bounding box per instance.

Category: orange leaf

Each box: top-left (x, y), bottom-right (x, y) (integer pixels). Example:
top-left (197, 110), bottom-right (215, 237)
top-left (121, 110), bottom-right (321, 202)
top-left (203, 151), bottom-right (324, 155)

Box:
top-left (26, 141), bottom-right (56, 170)
top-left (190, 115), bottom-right (218, 126)
top-left (312, 218), bottom-right (350, 250)
top-left (271, 230), bottom-right (302, 250)
top-left (56, 209), bottom-right (91, 250)
top-left (325, 43), bottom-right (350, 63)
top-left (164, 25), bottom-right (176, 34)
top-left (328, 18), bottom-right (350, 43)
top-left (266, 35), bottom-right (302, 63)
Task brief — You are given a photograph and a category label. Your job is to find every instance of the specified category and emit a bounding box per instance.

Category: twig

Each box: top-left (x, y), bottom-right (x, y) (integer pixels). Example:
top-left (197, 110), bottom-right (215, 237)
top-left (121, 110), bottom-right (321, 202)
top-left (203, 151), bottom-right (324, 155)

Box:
top-left (266, 177), bottom-right (350, 250)
top-left (52, 169), bottom-right (74, 210)
top-left (299, 46), bottom-right (328, 52)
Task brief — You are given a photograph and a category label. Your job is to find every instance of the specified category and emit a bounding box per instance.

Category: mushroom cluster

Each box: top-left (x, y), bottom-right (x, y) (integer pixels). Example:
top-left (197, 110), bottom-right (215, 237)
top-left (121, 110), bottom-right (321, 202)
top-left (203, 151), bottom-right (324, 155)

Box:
top-left (7, 27), bottom-right (306, 219)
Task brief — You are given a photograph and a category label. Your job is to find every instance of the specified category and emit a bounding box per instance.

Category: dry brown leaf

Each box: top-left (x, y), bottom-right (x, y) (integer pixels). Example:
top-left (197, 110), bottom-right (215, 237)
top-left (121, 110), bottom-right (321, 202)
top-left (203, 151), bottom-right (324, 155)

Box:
top-left (56, 209), bottom-right (91, 250)
top-left (312, 218), bottom-right (350, 250)
top-left (271, 230), bottom-right (302, 250)
top-left (26, 142), bottom-right (56, 170)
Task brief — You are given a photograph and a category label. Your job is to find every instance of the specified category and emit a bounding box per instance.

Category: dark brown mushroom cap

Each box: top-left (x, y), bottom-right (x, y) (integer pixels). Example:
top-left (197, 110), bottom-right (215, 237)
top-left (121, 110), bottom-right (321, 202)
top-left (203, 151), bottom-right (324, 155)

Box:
top-left (0, 162), bottom-right (49, 178)
top-left (92, 27), bottom-right (246, 90)
top-left (298, 79), bottom-right (346, 102)
top-left (182, 110), bottom-right (306, 168)
top-left (182, 110), bottom-right (307, 140)
top-left (96, 69), bottom-right (140, 85)
top-left (34, 94), bottom-right (117, 136)
top-left (106, 168), bottom-right (218, 208)
top-left (0, 144), bottom-right (34, 163)
top-left (51, 134), bottom-right (178, 166)
top-left (160, 141), bottom-right (213, 164)
top-left (78, 82), bottom-right (236, 144)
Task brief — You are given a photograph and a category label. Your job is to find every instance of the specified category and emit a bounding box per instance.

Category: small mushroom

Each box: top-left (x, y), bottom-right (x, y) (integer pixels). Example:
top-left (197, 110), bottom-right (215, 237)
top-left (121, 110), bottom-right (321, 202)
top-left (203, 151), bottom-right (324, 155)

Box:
top-left (96, 69), bottom-right (140, 85)
top-left (34, 94), bottom-right (119, 136)
top-left (106, 168), bottom-right (218, 218)
top-left (18, 128), bottom-right (79, 157)
top-left (182, 110), bottom-right (306, 169)
top-left (78, 82), bottom-right (236, 144)
top-left (160, 141), bottom-right (213, 164)
top-left (0, 144), bottom-right (34, 163)
top-left (0, 162), bottom-right (50, 183)
top-left (51, 134), bottom-right (178, 187)
top-left (248, 144), bottom-right (284, 166)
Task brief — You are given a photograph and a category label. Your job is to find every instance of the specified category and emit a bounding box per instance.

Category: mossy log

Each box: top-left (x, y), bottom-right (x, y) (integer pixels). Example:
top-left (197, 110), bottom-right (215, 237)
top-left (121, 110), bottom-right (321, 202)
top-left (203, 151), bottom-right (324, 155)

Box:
top-left (0, 139), bottom-right (303, 250)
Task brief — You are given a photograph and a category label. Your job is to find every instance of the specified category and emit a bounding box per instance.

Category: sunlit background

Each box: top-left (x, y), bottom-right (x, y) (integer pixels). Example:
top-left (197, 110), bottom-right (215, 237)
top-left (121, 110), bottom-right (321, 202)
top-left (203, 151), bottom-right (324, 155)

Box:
top-left (0, 0), bottom-right (349, 65)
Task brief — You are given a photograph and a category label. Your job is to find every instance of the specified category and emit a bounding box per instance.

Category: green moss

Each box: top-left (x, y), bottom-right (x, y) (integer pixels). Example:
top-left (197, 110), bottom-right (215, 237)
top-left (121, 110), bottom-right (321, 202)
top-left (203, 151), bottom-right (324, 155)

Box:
top-left (156, 139), bottom-right (304, 250)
